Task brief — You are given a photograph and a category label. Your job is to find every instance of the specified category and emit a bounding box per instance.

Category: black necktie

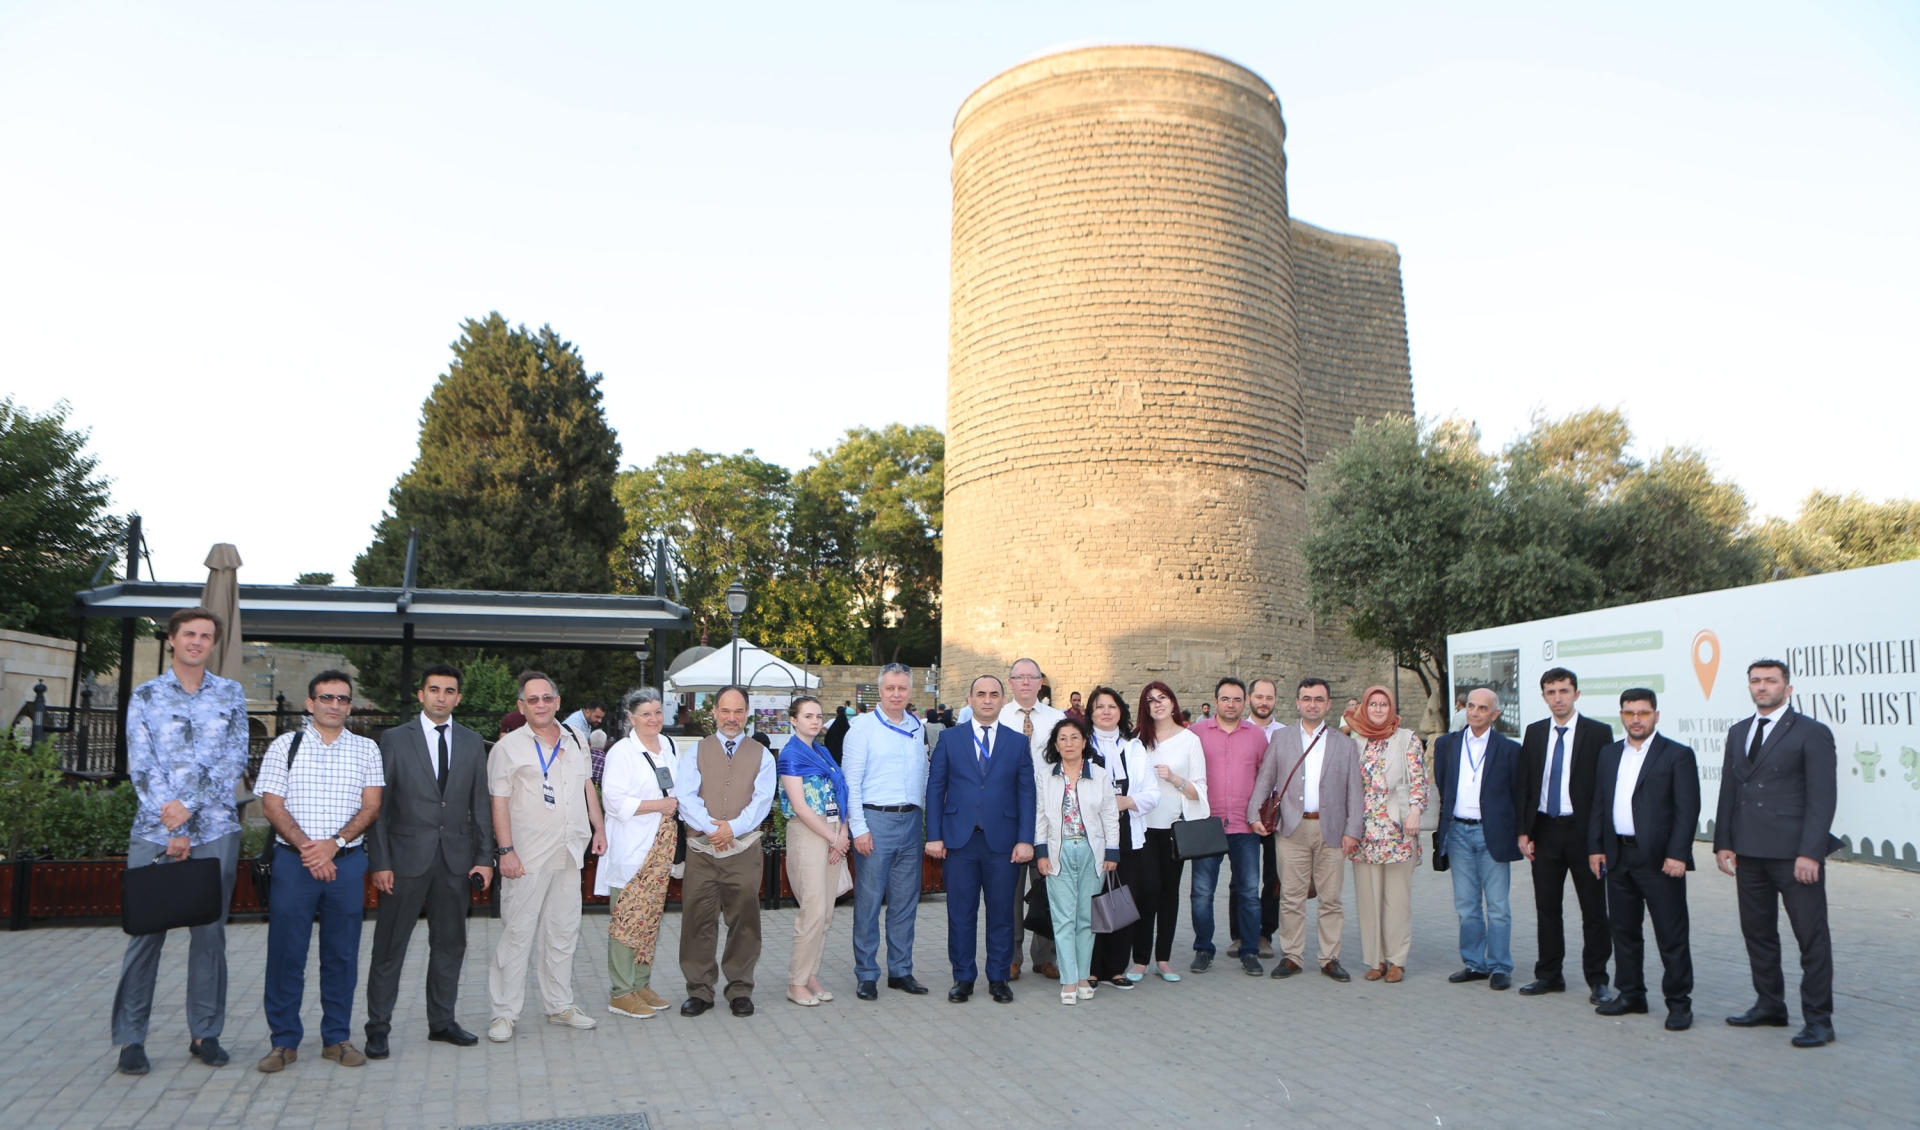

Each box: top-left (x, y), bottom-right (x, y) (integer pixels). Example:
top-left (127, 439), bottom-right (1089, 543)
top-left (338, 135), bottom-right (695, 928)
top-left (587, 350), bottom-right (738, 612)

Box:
top-left (435, 724), bottom-right (449, 793)
top-left (1547, 726), bottom-right (1567, 817)
top-left (1749, 716), bottom-right (1769, 759)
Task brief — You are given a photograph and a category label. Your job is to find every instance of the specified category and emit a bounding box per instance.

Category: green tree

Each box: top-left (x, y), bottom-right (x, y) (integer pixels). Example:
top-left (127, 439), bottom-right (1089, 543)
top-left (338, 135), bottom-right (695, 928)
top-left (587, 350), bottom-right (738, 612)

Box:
top-left (350, 314), bottom-right (627, 707)
top-left (793, 425), bottom-right (945, 664)
top-left (0, 398), bottom-right (125, 673)
top-left (294, 572), bottom-right (334, 586)
top-left (1754, 492), bottom-right (1920, 578)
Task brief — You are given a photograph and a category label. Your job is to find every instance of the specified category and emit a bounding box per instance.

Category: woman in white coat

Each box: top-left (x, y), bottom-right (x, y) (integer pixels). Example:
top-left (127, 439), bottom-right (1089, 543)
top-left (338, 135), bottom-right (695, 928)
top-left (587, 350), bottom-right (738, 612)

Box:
top-left (1132, 681), bottom-right (1207, 982)
top-left (1035, 716), bottom-right (1120, 1005)
top-left (1086, 686), bottom-right (1161, 989)
top-left (598, 689), bottom-right (680, 1018)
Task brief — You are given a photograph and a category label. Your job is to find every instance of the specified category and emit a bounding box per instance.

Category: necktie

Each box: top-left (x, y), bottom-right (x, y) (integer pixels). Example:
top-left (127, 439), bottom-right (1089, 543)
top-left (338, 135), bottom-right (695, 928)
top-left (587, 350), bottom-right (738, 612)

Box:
top-left (725, 738), bottom-right (738, 757)
top-left (1547, 726), bottom-right (1566, 817)
top-left (435, 724), bottom-right (449, 792)
top-left (1749, 716), bottom-right (1769, 759)
top-left (978, 728), bottom-right (991, 772)
top-left (1021, 708), bottom-right (1034, 738)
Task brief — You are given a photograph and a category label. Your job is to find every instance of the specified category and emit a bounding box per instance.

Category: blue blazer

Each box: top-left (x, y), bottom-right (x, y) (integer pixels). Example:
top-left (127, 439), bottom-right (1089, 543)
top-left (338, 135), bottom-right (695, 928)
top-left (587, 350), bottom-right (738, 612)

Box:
top-left (1432, 727), bottom-right (1527, 863)
top-left (927, 721), bottom-right (1036, 855)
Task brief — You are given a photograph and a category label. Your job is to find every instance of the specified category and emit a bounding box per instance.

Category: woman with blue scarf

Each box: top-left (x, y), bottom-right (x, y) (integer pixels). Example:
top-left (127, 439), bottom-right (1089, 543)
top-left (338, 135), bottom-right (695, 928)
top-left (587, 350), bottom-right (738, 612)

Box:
top-left (777, 695), bottom-right (850, 1007)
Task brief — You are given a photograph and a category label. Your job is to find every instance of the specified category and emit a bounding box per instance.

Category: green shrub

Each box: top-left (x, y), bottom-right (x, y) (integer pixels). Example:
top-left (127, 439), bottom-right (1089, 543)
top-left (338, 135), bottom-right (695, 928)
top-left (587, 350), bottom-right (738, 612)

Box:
top-left (0, 728), bottom-right (61, 859)
top-left (34, 780), bottom-right (137, 859)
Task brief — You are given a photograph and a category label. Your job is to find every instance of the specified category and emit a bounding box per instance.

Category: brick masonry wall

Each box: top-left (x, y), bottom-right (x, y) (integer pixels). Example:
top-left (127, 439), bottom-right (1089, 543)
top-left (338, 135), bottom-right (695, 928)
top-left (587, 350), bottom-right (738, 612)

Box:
top-left (943, 46), bottom-right (1414, 712)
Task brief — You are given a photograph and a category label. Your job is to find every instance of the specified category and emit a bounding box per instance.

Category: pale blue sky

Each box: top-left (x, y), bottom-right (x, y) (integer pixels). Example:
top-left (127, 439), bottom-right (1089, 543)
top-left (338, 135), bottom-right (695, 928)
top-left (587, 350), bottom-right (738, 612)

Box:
top-left (4, 0), bottom-right (1915, 584)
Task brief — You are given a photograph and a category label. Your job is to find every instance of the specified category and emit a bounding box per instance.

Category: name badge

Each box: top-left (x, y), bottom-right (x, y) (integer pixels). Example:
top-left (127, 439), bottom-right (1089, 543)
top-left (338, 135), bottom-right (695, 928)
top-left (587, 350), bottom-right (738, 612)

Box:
top-left (543, 781), bottom-right (557, 809)
top-left (653, 767), bottom-right (675, 794)
top-left (824, 797), bottom-right (841, 818)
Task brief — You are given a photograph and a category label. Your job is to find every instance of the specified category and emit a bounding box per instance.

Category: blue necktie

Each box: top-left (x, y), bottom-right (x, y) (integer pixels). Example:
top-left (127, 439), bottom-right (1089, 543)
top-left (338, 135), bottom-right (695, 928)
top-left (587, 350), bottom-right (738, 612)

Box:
top-left (975, 728), bottom-right (991, 774)
top-left (1547, 726), bottom-right (1567, 817)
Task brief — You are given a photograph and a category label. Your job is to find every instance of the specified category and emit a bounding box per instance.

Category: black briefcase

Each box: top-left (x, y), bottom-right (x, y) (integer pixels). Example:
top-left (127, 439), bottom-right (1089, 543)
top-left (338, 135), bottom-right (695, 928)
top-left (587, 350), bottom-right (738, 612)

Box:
top-left (121, 856), bottom-right (224, 936)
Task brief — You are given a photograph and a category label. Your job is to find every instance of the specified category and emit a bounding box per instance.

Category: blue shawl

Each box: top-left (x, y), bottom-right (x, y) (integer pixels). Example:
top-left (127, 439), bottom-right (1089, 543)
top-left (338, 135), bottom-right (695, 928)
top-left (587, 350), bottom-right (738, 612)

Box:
top-left (777, 734), bottom-right (849, 820)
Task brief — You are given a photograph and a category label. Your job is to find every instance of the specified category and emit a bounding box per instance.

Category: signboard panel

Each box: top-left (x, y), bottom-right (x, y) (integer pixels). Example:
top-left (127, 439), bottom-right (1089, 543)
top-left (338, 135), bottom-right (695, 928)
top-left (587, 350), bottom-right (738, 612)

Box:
top-left (1448, 560), bottom-right (1920, 869)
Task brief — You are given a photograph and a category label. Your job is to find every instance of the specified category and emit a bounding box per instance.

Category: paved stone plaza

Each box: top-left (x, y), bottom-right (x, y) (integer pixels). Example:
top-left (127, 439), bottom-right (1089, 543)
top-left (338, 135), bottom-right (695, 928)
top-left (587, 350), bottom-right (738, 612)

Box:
top-left (2, 859), bottom-right (1913, 1129)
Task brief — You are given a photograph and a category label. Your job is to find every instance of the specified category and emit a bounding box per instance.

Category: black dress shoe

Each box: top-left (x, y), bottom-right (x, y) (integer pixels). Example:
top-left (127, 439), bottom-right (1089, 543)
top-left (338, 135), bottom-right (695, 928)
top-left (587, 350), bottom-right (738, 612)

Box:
top-left (1595, 995), bottom-right (1649, 1016)
top-left (1518, 977), bottom-right (1567, 996)
top-left (428, 1024), bottom-right (479, 1047)
top-left (1270, 958), bottom-right (1302, 979)
top-left (1322, 960), bottom-right (1351, 983)
top-left (888, 975), bottom-right (929, 995)
top-left (680, 997), bottom-right (713, 1017)
top-left (1665, 1008), bottom-right (1693, 1031)
top-left (947, 981), bottom-right (974, 1003)
top-left (189, 1036), bottom-right (230, 1067)
top-left (1448, 968), bottom-right (1490, 983)
top-left (729, 997), bottom-right (755, 1017)
top-left (1589, 983), bottom-right (1616, 1005)
top-left (1791, 1023), bottom-right (1835, 1048)
top-left (988, 980), bottom-right (1014, 1003)
top-left (364, 1032), bottom-right (390, 1059)
top-left (856, 980), bottom-right (879, 1001)
top-left (118, 1044), bottom-right (149, 1076)
top-left (1725, 1006), bottom-right (1791, 1028)
top-left (1488, 973), bottom-right (1512, 991)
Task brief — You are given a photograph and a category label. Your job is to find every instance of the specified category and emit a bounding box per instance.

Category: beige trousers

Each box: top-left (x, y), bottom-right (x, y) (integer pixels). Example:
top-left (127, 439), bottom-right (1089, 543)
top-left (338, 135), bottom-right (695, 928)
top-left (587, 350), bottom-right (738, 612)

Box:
top-left (1278, 818), bottom-right (1346, 964)
top-left (1352, 859), bottom-right (1415, 968)
top-left (489, 866), bottom-right (583, 1020)
top-left (785, 817), bottom-right (845, 986)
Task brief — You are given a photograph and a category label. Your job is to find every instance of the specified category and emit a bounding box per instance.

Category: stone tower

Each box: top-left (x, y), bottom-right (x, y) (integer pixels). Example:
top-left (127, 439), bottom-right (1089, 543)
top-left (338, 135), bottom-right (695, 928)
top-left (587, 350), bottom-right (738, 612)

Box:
top-left (941, 45), bottom-right (1415, 711)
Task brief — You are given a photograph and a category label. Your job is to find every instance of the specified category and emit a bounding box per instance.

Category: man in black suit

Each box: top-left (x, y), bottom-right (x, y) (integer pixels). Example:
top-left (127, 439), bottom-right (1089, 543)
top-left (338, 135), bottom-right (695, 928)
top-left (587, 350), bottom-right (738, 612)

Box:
top-left (1517, 667), bottom-right (1615, 1002)
top-left (1715, 658), bottom-right (1839, 1048)
top-left (364, 664), bottom-right (496, 1057)
top-left (1588, 688), bottom-right (1698, 1031)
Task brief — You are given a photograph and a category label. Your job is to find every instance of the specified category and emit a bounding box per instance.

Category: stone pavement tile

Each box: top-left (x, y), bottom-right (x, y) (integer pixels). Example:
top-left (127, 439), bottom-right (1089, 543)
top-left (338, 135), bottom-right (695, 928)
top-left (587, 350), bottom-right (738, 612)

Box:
top-left (2, 859), bottom-right (1917, 1128)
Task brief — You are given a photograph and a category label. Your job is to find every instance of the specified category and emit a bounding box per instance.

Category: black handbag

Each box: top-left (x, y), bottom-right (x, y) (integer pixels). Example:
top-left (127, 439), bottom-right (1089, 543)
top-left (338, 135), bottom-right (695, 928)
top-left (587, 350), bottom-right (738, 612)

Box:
top-left (121, 856), bottom-right (224, 936)
top-left (1431, 830), bottom-right (1449, 872)
top-left (1171, 816), bottom-right (1229, 861)
top-left (1022, 871), bottom-right (1054, 938)
top-left (249, 730), bottom-right (303, 910)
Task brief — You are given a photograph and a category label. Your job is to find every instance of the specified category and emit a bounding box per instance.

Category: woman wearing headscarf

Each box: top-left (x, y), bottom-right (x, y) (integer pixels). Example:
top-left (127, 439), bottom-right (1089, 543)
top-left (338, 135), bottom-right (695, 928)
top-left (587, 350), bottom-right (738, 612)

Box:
top-left (777, 695), bottom-right (850, 1006)
top-left (1085, 686), bottom-right (1160, 989)
top-left (1343, 685), bottom-right (1428, 983)
top-left (598, 689), bottom-right (681, 1017)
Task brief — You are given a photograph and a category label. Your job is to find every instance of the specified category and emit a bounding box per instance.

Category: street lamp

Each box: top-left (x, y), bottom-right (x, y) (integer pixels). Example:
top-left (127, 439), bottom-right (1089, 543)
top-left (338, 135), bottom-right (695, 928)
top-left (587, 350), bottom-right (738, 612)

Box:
top-left (633, 640), bottom-right (651, 685)
top-left (725, 581), bottom-right (749, 685)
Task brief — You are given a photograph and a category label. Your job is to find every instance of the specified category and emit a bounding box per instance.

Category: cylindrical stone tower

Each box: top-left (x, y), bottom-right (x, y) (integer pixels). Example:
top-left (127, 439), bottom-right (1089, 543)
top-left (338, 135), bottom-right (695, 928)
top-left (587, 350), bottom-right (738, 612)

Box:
top-left (942, 45), bottom-right (1313, 708)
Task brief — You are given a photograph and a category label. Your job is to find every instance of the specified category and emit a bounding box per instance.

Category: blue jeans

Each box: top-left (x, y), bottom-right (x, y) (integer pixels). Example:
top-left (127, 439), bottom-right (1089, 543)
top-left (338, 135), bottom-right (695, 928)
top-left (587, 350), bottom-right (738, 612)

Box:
top-left (1189, 832), bottom-right (1262, 957)
top-left (1447, 823), bottom-right (1513, 974)
top-left (264, 843), bottom-right (367, 1048)
top-left (852, 807), bottom-right (924, 981)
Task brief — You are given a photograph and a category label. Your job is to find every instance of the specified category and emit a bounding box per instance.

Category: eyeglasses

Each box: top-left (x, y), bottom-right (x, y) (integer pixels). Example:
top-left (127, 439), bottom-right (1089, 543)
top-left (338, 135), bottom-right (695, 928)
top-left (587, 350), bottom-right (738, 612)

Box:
top-left (521, 694), bottom-right (559, 705)
top-left (312, 694), bottom-right (352, 706)
top-left (1009, 673), bottom-right (1042, 682)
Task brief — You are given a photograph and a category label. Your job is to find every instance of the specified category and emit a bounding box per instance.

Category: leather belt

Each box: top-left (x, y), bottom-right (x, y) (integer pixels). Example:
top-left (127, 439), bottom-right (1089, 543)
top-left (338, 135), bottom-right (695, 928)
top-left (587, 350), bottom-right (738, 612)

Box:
top-left (1453, 817), bottom-right (1481, 826)
top-left (1301, 812), bottom-right (1320, 820)
top-left (863, 803), bottom-right (919, 812)
top-left (1537, 814), bottom-right (1577, 824)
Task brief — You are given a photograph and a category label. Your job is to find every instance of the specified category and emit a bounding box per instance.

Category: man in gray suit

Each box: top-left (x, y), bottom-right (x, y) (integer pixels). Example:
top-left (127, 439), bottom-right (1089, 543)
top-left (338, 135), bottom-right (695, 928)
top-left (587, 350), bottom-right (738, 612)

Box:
top-left (1249, 677), bottom-right (1362, 982)
top-left (364, 664), bottom-right (495, 1058)
top-left (1715, 658), bottom-right (1839, 1048)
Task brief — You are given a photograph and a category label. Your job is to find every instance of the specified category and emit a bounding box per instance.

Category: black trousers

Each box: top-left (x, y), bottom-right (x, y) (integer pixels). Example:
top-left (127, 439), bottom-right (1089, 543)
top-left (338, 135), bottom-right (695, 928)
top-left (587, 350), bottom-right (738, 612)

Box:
top-left (1607, 860), bottom-right (1691, 1009)
top-left (1230, 831), bottom-right (1280, 942)
top-left (365, 863), bottom-right (472, 1036)
top-left (1090, 838), bottom-right (1154, 980)
top-left (1529, 815), bottom-right (1612, 985)
top-left (1736, 855), bottom-right (1833, 1026)
top-left (1135, 828), bottom-right (1185, 964)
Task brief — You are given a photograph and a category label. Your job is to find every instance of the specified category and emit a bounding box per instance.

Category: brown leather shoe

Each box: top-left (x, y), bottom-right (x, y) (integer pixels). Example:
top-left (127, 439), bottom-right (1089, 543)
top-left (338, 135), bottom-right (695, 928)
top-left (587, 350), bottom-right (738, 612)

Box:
top-left (1384, 964), bottom-right (1404, 983)
top-left (1033, 963), bottom-right (1060, 980)
top-left (1364, 963), bottom-right (1386, 981)
top-left (1008, 961), bottom-right (1021, 982)
top-left (256, 1046), bottom-right (296, 1073)
top-left (322, 1042), bottom-right (367, 1067)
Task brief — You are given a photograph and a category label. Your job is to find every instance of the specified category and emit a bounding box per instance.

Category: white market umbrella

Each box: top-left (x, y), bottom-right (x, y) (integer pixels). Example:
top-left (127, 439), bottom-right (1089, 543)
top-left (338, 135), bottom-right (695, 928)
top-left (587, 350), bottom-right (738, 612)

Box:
top-left (663, 638), bottom-right (819, 694)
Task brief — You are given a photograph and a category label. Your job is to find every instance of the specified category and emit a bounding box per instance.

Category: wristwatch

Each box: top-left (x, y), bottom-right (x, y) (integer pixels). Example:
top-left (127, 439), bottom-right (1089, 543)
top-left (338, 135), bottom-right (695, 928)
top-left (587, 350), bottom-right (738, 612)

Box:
top-left (496, 844), bottom-right (515, 859)
top-left (333, 835), bottom-right (349, 849)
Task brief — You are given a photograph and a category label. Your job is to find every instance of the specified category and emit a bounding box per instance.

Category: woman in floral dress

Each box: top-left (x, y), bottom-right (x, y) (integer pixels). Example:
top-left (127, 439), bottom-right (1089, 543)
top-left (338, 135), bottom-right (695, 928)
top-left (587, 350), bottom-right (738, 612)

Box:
top-left (1344, 686), bottom-right (1428, 983)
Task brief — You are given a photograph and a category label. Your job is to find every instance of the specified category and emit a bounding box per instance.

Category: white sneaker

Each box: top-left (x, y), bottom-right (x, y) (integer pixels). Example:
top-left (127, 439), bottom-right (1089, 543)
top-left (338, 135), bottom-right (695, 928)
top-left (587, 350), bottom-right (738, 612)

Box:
top-left (487, 1018), bottom-right (513, 1043)
top-left (546, 1006), bottom-right (598, 1030)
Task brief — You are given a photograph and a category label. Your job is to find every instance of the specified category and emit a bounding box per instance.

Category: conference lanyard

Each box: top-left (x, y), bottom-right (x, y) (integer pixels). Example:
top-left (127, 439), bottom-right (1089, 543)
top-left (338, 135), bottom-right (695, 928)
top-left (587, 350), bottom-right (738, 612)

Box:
top-left (878, 712), bottom-right (920, 741)
top-left (534, 734), bottom-right (562, 808)
top-left (1463, 735), bottom-right (1486, 782)
top-left (973, 729), bottom-right (991, 764)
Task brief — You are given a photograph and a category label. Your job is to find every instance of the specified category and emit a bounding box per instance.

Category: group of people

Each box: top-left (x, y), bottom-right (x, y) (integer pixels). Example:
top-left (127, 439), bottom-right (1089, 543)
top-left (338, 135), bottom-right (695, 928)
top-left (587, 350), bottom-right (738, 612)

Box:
top-left (111, 609), bottom-right (1843, 1077)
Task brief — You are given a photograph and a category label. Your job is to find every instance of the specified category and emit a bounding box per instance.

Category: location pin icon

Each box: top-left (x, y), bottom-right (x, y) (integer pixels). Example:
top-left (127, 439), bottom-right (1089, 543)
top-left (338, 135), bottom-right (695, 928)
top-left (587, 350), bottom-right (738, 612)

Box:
top-left (1692, 629), bottom-right (1720, 699)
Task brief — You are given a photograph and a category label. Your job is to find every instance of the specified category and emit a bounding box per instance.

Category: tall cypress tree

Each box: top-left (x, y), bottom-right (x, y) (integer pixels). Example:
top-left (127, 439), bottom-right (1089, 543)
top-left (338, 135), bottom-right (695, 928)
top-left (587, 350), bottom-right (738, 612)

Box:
top-left (350, 314), bottom-right (627, 707)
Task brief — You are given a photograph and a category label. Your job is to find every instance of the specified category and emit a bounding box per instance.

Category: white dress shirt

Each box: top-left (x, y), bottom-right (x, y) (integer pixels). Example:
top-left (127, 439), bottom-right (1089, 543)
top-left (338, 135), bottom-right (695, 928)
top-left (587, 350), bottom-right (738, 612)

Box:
top-left (1747, 704), bottom-right (1788, 758)
top-left (1453, 727), bottom-right (1491, 820)
top-left (1537, 713), bottom-right (1580, 815)
top-left (418, 712), bottom-right (451, 781)
top-left (1299, 721), bottom-right (1328, 814)
top-left (1612, 731), bottom-right (1656, 837)
top-left (1009, 700), bottom-right (1066, 779)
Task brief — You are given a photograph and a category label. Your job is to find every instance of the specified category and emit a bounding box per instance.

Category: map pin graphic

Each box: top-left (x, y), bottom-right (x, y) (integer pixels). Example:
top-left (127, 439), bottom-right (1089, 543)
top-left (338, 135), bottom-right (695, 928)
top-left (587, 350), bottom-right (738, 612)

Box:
top-left (1692, 629), bottom-right (1720, 699)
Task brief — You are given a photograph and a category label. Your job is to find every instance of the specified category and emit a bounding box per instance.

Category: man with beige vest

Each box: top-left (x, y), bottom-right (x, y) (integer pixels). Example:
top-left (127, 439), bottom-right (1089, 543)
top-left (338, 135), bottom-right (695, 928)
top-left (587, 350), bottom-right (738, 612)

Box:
top-left (676, 685), bottom-right (776, 1017)
top-left (1249, 677), bottom-right (1362, 982)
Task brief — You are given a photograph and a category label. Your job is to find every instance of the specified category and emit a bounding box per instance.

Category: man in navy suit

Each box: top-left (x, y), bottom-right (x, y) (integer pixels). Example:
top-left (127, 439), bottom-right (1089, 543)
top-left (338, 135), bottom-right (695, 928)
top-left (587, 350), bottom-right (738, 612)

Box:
top-left (1432, 686), bottom-right (1528, 990)
top-left (1588, 688), bottom-right (1699, 1031)
top-left (926, 674), bottom-right (1037, 1004)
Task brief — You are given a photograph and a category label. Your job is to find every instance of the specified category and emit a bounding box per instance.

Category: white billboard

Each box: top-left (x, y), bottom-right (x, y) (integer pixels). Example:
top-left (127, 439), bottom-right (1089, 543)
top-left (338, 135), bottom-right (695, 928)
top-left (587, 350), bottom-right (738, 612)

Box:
top-left (1447, 559), bottom-right (1920, 870)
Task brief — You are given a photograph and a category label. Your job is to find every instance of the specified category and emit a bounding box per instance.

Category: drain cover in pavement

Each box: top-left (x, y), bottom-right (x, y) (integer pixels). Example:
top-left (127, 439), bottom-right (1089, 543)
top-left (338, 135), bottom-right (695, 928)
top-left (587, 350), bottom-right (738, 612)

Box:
top-left (463, 1117), bottom-right (651, 1130)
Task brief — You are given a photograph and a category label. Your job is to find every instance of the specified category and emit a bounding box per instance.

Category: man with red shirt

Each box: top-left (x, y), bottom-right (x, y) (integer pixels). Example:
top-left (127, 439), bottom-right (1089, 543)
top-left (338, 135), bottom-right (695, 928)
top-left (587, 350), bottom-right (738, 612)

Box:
top-left (1187, 678), bottom-right (1270, 976)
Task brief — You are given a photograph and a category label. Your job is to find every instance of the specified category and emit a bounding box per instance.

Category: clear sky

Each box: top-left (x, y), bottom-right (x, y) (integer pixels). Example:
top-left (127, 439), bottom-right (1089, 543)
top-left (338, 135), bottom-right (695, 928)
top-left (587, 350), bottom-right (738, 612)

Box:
top-left (4, 0), bottom-right (1916, 585)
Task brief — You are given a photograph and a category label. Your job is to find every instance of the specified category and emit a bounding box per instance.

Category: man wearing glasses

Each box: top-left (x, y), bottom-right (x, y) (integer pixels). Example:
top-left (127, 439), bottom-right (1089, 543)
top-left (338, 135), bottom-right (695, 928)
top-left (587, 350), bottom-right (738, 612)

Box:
top-left (1005, 658), bottom-right (1064, 980)
top-left (255, 671), bottom-right (385, 1072)
top-left (486, 672), bottom-right (607, 1041)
